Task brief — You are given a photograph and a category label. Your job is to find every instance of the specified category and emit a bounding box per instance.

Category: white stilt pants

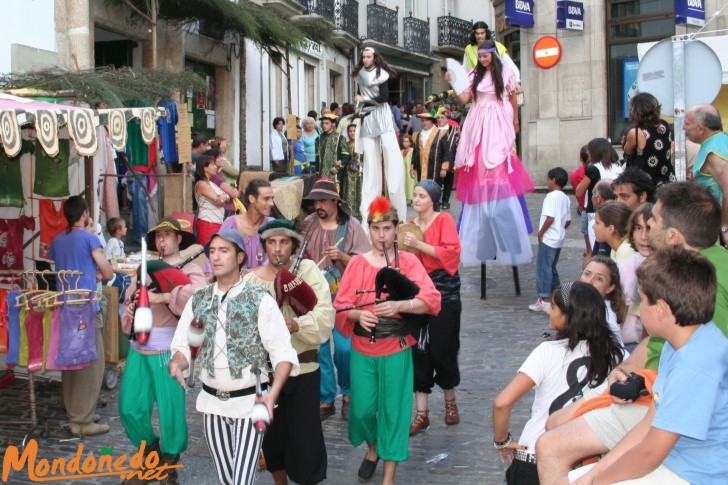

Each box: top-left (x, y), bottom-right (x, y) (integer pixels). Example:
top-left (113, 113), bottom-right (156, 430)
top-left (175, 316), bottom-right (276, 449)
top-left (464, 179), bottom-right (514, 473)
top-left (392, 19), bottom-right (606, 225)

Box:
top-left (358, 131), bottom-right (407, 224)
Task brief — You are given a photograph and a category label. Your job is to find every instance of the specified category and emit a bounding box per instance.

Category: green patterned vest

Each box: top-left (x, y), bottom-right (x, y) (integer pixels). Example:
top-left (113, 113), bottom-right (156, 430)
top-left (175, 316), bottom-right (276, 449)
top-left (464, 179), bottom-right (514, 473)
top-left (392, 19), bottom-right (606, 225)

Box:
top-left (192, 284), bottom-right (269, 379)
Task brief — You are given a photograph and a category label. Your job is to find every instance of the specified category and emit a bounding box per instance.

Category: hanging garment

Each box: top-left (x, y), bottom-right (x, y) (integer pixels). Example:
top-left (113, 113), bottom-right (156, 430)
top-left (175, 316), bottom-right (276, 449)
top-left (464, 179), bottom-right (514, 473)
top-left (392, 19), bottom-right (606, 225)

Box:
top-left (0, 149), bottom-right (25, 208)
top-left (5, 290), bottom-right (21, 365)
top-left (0, 289), bottom-right (8, 354)
top-left (34, 139), bottom-right (70, 198)
top-left (45, 306), bottom-right (84, 370)
top-left (55, 301), bottom-right (98, 367)
top-left (157, 100), bottom-right (179, 164)
top-left (127, 119), bottom-right (151, 170)
top-left (0, 216), bottom-right (35, 271)
top-left (18, 307), bottom-right (29, 366)
top-left (25, 308), bottom-right (44, 372)
top-left (38, 200), bottom-right (67, 260)
top-left (42, 307), bottom-right (52, 371)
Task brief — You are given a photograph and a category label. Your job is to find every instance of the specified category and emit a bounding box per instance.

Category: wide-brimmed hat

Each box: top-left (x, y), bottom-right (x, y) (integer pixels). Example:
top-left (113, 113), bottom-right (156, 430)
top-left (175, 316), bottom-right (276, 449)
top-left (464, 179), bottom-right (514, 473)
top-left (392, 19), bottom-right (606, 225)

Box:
top-left (205, 229), bottom-right (248, 267)
top-left (259, 219), bottom-right (301, 241)
top-left (416, 112), bottom-right (436, 120)
top-left (145, 217), bottom-right (196, 251)
top-left (319, 113), bottom-right (339, 123)
top-left (305, 178), bottom-right (342, 201)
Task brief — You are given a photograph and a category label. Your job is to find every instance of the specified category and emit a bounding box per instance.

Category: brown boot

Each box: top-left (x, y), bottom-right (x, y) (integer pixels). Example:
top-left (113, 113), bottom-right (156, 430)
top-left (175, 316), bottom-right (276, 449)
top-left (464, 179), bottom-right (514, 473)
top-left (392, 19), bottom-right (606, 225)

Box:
top-left (445, 398), bottom-right (460, 425)
top-left (120, 441), bottom-right (160, 485)
top-left (320, 402), bottom-right (335, 421)
top-left (157, 453), bottom-right (180, 485)
top-left (409, 410), bottom-right (429, 436)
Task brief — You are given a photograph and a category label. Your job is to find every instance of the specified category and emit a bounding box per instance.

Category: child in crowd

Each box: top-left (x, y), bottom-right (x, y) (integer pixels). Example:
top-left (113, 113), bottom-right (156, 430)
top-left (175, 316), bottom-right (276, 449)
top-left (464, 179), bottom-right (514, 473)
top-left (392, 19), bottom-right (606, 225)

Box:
top-left (569, 246), bottom-right (728, 484)
top-left (401, 134), bottom-right (416, 203)
top-left (579, 256), bottom-right (627, 347)
top-left (105, 217), bottom-right (126, 261)
top-left (292, 125), bottom-right (311, 174)
top-left (494, 282), bottom-right (625, 484)
top-left (570, 146), bottom-right (590, 257)
top-left (530, 167), bottom-right (571, 312)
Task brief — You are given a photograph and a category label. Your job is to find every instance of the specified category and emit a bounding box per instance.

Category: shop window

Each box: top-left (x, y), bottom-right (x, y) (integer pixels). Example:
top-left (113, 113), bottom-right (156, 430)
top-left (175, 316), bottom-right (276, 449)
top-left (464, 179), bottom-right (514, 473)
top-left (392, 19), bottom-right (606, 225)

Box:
top-left (184, 60), bottom-right (216, 139)
top-left (606, 0), bottom-right (674, 141)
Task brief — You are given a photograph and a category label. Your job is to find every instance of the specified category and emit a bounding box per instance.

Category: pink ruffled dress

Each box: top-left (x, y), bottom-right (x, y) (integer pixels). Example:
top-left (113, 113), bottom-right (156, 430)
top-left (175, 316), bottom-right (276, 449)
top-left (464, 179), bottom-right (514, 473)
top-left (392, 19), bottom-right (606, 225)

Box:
top-left (455, 67), bottom-right (534, 266)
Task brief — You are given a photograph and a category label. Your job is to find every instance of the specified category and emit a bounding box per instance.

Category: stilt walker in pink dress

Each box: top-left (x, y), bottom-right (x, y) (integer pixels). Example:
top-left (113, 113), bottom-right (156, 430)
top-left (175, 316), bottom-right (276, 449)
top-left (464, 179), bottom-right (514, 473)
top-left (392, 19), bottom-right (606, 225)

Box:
top-left (446, 40), bottom-right (534, 267)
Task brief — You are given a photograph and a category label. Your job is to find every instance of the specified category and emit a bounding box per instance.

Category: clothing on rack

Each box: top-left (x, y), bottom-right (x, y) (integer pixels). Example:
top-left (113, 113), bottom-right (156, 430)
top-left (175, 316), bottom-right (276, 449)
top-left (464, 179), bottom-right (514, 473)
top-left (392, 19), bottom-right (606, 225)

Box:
top-left (0, 216), bottom-right (35, 270)
top-left (157, 100), bottom-right (179, 164)
top-left (5, 290), bottom-right (22, 365)
top-left (34, 139), bottom-right (71, 198)
top-left (55, 301), bottom-right (98, 367)
top-left (38, 200), bottom-right (67, 261)
top-left (0, 289), bottom-right (8, 353)
top-left (0, 149), bottom-right (25, 208)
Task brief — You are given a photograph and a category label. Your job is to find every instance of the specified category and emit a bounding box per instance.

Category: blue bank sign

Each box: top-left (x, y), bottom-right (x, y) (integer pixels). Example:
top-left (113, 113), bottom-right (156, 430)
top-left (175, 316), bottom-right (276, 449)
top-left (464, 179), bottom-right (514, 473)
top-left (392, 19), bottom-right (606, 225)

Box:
top-left (675, 0), bottom-right (705, 26)
top-left (505, 0), bottom-right (534, 28)
top-left (557, 1), bottom-right (584, 31)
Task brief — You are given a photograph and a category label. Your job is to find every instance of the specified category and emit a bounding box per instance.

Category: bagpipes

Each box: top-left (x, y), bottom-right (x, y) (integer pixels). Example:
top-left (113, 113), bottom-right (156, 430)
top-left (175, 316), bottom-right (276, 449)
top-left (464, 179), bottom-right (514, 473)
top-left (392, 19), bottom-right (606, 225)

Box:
top-left (273, 237), bottom-right (319, 317)
top-left (335, 240), bottom-right (420, 344)
top-left (130, 244), bottom-right (205, 341)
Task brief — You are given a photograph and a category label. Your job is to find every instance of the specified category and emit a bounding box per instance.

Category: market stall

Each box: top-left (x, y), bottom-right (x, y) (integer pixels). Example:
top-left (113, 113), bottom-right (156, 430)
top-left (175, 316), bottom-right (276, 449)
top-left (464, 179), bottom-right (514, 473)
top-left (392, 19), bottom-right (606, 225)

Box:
top-left (0, 92), bottom-right (165, 445)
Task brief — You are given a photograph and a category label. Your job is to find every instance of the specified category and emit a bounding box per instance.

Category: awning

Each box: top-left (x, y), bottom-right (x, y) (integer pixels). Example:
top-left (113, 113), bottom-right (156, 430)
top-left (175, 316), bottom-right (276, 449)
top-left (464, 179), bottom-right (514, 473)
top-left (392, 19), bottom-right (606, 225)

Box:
top-left (0, 93), bottom-right (164, 158)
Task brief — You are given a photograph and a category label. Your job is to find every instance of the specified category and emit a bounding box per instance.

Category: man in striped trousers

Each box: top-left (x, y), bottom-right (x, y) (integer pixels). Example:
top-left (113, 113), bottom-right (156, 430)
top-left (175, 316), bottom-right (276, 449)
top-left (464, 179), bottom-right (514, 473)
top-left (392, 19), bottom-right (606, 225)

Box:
top-left (169, 230), bottom-right (300, 484)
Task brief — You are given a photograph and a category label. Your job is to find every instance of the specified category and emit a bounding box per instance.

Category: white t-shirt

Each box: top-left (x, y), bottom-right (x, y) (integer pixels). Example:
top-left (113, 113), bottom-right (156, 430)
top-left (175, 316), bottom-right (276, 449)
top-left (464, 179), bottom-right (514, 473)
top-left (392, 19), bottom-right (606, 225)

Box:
top-left (517, 340), bottom-right (593, 454)
top-left (605, 301), bottom-right (625, 348)
top-left (540, 190), bottom-right (571, 248)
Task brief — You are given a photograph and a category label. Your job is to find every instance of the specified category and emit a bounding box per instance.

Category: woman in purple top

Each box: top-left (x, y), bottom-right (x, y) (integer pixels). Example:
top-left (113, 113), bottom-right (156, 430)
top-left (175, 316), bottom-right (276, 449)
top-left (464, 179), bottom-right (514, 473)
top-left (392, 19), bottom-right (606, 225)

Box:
top-left (205, 148), bottom-right (240, 218)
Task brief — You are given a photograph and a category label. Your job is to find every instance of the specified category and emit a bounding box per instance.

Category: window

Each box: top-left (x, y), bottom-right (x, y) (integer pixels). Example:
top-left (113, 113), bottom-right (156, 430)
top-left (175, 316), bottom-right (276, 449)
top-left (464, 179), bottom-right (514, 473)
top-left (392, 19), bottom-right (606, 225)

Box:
top-left (606, 0), bottom-right (674, 141)
top-left (441, 0), bottom-right (454, 16)
top-left (405, 0), bottom-right (415, 16)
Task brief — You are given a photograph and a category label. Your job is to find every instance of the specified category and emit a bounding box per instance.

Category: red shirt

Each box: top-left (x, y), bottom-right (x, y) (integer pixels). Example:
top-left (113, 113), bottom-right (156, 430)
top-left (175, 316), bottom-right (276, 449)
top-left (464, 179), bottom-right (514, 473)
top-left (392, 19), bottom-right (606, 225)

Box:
top-left (570, 166), bottom-right (587, 210)
top-left (334, 251), bottom-right (441, 357)
top-left (408, 213), bottom-right (461, 276)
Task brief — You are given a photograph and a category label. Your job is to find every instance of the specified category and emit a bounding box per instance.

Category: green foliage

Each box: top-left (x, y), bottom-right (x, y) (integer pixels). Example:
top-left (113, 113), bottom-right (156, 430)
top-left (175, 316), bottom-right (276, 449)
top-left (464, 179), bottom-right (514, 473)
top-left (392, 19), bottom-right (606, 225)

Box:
top-left (0, 67), bottom-right (206, 108)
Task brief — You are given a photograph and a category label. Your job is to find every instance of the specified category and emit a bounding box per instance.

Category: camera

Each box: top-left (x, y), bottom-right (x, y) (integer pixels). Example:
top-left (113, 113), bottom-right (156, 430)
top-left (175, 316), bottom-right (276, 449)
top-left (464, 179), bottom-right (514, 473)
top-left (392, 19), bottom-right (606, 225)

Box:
top-left (610, 372), bottom-right (649, 401)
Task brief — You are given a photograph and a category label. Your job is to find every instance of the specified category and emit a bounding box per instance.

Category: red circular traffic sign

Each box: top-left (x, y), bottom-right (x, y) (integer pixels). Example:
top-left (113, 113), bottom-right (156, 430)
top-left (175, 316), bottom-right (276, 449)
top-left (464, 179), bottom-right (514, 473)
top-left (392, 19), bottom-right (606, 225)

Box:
top-left (533, 36), bottom-right (562, 69)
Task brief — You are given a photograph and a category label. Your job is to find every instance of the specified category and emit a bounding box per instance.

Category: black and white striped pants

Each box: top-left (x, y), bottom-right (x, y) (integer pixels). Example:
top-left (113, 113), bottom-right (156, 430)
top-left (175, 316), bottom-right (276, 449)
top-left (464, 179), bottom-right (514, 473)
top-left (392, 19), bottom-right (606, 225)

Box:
top-left (203, 413), bottom-right (263, 485)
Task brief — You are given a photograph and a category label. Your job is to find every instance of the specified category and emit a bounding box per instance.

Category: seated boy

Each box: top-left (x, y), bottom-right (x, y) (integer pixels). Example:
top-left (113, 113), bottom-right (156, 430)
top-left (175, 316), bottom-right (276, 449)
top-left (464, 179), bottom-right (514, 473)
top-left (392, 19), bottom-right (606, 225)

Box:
top-left (567, 246), bottom-right (728, 484)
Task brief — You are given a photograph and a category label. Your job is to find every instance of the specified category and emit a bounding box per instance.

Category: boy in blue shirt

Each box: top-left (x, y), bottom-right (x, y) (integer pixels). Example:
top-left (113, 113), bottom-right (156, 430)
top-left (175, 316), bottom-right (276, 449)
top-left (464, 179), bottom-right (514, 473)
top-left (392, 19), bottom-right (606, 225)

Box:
top-left (569, 246), bottom-right (728, 484)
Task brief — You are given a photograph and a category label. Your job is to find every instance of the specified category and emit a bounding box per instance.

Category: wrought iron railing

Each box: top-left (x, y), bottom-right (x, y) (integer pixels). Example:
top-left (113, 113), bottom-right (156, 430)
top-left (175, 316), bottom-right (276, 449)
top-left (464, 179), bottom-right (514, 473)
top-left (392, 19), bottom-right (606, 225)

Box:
top-left (437, 14), bottom-right (471, 49)
top-left (335, 0), bottom-right (359, 38)
top-left (367, 3), bottom-right (398, 46)
top-left (403, 15), bottom-right (430, 55)
top-left (302, 0), bottom-right (335, 22)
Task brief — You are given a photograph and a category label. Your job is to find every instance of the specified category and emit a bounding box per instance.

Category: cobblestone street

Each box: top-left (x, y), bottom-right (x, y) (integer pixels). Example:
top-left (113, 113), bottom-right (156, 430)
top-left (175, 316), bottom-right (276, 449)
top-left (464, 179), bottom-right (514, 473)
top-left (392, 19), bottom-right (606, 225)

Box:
top-left (1, 190), bottom-right (589, 484)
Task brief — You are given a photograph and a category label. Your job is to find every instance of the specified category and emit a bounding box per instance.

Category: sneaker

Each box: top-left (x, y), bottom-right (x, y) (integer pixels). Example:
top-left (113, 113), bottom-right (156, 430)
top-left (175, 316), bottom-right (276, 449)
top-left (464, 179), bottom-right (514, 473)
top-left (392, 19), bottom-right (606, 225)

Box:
top-left (528, 299), bottom-right (551, 312)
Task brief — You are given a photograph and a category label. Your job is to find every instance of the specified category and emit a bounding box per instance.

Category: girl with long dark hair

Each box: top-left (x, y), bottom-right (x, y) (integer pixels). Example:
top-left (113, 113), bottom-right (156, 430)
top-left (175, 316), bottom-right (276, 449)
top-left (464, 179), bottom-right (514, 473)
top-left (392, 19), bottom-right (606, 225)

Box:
top-left (445, 40), bottom-right (534, 267)
top-left (351, 46), bottom-right (408, 222)
top-left (194, 155), bottom-right (229, 245)
top-left (574, 137), bottom-right (624, 251)
top-left (493, 282), bottom-right (625, 484)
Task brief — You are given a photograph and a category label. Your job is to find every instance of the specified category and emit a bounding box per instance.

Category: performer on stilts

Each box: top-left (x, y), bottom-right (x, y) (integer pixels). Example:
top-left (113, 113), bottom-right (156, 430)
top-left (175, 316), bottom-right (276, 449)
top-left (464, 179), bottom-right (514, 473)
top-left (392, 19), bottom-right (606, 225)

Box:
top-left (352, 47), bottom-right (408, 224)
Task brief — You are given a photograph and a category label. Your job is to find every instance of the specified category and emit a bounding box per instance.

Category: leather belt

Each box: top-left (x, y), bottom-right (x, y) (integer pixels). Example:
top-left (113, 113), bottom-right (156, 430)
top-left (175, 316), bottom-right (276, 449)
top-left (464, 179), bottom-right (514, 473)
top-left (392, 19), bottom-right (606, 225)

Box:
top-left (297, 349), bottom-right (319, 364)
top-left (512, 449), bottom-right (537, 465)
top-left (203, 383), bottom-right (268, 402)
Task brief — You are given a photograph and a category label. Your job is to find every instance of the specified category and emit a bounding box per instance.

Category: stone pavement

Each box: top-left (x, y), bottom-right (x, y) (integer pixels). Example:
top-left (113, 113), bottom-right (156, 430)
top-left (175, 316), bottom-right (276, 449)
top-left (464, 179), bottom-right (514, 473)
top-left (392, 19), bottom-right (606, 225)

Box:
top-left (0, 190), bottom-right (590, 484)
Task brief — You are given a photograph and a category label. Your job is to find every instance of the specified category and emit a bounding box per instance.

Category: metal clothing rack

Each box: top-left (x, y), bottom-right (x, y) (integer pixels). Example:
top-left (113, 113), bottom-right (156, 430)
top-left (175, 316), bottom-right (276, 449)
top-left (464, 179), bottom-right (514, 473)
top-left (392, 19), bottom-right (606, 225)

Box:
top-left (0, 269), bottom-right (83, 448)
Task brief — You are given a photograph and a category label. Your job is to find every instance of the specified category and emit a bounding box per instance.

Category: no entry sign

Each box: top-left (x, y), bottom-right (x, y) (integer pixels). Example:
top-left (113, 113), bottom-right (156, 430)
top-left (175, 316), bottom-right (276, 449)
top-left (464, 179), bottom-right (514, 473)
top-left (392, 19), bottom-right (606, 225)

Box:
top-left (533, 36), bottom-right (562, 69)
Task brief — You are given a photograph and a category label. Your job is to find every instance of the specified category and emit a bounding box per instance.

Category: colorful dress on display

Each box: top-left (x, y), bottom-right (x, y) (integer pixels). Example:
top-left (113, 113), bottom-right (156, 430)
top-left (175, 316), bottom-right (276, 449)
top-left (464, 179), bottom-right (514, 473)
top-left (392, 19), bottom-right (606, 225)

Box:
top-left (454, 66), bottom-right (534, 266)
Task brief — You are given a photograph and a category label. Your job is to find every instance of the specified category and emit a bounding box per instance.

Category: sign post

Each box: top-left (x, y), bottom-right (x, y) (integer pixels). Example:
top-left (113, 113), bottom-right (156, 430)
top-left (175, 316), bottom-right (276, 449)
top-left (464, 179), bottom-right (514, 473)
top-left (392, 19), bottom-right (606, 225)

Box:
top-left (533, 36), bottom-right (562, 69)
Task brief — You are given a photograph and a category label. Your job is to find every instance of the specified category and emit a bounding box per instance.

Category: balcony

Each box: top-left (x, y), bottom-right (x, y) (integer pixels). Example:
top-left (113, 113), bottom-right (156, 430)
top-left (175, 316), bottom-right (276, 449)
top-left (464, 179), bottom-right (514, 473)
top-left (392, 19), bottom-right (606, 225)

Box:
top-left (262, 0), bottom-right (307, 18)
top-left (335, 0), bottom-right (359, 40)
top-left (437, 14), bottom-right (472, 56)
top-left (302, 0), bottom-right (335, 22)
top-left (367, 3), bottom-right (398, 47)
top-left (403, 15), bottom-right (430, 55)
